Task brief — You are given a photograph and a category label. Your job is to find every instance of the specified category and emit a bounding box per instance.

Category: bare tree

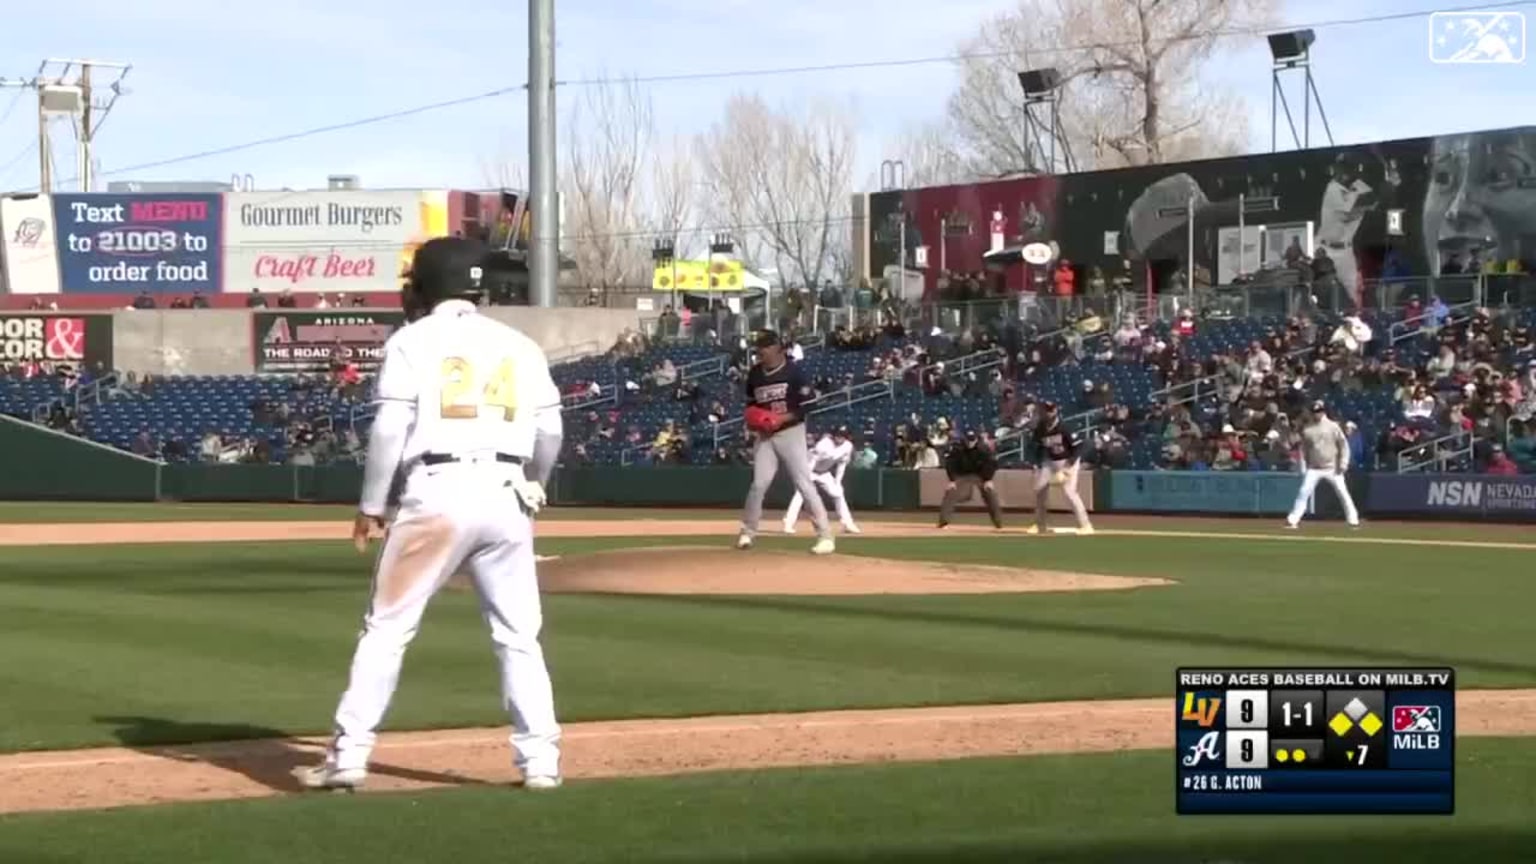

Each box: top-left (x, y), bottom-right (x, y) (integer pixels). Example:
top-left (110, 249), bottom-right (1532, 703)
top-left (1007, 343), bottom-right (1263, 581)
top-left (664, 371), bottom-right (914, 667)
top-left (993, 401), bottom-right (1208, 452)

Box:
top-left (887, 122), bottom-right (975, 188)
top-left (562, 77), bottom-right (654, 292)
top-left (647, 134), bottom-right (695, 261)
top-left (695, 94), bottom-right (856, 290)
top-left (943, 0), bottom-right (1274, 175)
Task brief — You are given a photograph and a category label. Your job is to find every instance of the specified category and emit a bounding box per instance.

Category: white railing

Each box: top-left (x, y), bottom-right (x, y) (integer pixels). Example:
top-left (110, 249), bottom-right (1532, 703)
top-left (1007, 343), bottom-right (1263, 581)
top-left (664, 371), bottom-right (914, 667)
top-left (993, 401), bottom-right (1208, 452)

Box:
top-left (1397, 428), bottom-right (1477, 473)
top-left (1389, 302), bottom-right (1477, 345)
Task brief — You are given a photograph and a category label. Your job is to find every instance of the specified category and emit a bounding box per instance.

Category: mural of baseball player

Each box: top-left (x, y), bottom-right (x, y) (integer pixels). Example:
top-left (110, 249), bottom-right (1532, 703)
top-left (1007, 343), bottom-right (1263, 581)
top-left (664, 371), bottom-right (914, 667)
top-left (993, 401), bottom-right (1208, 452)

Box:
top-left (783, 425), bottom-right (860, 535)
top-left (1027, 402), bottom-right (1093, 535)
top-left (937, 429), bottom-right (1004, 529)
top-left (1286, 400), bottom-right (1361, 530)
top-left (738, 330), bottom-right (835, 555)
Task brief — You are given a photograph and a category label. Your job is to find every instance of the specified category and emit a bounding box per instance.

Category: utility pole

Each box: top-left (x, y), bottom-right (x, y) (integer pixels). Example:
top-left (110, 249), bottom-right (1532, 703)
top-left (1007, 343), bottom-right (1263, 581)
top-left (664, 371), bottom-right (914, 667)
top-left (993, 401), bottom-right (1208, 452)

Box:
top-left (528, 0), bottom-right (558, 308)
top-left (0, 58), bottom-right (130, 193)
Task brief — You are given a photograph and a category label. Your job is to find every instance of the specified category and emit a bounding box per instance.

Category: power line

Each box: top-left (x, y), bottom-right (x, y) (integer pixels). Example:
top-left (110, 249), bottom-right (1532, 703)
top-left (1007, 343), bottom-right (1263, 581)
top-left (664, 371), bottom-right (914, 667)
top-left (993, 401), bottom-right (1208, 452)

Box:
top-left (30, 0), bottom-right (1532, 189)
top-left (561, 1), bottom-right (1535, 88)
top-left (0, 142), bottom-right (37, 179)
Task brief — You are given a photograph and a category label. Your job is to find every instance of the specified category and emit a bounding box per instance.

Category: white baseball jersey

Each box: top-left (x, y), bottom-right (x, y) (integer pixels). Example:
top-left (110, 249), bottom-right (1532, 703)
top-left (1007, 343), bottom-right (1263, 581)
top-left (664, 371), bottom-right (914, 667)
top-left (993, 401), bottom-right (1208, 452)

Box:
top-left (359, 299), bottom-right (561, 514)
top-left (809, 436), bottom-right (853, 479)
top-left (1317, 179), bottom-right (1371, 246)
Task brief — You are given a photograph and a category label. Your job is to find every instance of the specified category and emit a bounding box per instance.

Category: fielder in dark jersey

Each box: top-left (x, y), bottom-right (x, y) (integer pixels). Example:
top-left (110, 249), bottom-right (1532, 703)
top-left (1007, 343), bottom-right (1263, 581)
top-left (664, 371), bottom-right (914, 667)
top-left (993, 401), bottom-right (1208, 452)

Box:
top-left (1029, 402), bottom-right (1094, 534)
top-left (737, 331), bottom-right (834, 553)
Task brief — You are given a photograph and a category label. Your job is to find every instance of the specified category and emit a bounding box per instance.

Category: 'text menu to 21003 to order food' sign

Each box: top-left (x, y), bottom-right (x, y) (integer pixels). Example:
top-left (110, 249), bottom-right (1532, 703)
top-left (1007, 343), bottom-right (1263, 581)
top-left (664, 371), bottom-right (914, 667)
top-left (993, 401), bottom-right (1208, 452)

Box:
top-left (51, 194), bottom-right (225, 294)
top-left (223, 190), bottom-right (447, 295)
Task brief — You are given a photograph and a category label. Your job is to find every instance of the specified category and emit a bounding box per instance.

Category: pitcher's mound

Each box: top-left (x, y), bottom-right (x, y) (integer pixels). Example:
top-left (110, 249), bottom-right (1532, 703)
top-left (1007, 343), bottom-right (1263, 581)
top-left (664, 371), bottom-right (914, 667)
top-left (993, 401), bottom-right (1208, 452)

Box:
top-left (535, 547), bottom-right (1172, 596)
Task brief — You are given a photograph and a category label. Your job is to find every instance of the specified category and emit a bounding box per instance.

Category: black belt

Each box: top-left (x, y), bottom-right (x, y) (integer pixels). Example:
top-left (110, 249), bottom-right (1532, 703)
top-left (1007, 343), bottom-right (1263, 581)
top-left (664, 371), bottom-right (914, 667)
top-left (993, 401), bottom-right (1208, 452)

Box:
top-left (421, 452), bottom-right (524, 466)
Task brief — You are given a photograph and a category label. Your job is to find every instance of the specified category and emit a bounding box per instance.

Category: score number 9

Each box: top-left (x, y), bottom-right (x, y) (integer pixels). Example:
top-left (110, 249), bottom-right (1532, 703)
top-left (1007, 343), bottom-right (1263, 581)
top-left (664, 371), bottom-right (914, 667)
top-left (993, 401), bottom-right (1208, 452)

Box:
top-left (439, 357), bottom-right (518, 420)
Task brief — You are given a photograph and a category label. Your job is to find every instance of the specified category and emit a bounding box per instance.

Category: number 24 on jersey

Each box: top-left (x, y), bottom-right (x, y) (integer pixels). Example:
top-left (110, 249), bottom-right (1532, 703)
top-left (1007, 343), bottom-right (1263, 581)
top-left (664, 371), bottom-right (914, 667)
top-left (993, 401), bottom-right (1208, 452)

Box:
top-left (439, 357), bottom-right (518, 420)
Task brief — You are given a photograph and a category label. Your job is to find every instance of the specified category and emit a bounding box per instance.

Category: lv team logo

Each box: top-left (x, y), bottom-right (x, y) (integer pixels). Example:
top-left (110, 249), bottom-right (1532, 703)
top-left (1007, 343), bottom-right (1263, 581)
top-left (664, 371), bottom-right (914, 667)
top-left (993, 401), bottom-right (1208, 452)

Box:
top-left (1392, 705), bottom-right (1443, 750)
top-left (1181, 692), bottom-right (1222, 727)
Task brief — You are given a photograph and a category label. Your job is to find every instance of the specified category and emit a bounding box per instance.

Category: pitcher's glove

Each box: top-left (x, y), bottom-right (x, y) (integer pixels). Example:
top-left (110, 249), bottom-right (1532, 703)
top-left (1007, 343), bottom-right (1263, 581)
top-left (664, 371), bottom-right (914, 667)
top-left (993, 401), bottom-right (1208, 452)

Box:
top-left (744, 405), bottom-right (779, 434)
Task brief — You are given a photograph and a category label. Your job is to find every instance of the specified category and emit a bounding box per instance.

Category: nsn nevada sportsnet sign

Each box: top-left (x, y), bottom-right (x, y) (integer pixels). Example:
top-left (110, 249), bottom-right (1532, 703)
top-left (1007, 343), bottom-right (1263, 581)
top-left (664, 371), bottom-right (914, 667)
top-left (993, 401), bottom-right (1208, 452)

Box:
top-left (0, 315), bottom-right (114, 366)
top-left (1368, 473), bottom-right (1536, 519)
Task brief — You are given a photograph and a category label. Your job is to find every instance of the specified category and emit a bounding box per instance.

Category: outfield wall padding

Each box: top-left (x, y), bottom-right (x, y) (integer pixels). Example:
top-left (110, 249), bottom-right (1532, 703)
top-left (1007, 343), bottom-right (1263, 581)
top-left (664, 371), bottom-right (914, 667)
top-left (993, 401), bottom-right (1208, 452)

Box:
top-left (1, 446), bottom-right (1529, 525)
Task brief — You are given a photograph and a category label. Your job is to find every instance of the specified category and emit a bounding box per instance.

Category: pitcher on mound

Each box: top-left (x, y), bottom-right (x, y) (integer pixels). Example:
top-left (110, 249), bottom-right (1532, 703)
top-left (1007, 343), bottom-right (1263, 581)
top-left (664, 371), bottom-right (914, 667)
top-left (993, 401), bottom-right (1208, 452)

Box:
top-left (737, 331), bottom-right (835, 554)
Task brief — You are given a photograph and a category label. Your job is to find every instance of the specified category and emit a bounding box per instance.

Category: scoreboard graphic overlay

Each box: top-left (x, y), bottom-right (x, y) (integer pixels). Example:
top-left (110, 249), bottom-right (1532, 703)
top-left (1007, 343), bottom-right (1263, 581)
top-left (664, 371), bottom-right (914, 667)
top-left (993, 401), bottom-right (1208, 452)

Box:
top-left (1176, 667), bottom-right (1455, 814)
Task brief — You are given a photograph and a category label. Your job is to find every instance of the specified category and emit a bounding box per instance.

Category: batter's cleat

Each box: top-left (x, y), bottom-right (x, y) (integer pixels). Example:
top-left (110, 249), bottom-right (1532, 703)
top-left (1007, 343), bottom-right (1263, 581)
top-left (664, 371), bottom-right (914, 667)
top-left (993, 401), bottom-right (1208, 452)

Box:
top-left (1078, 525), bottom-right (1096, 536)
top-left (300, 763), bottom-right (366, 791)
top-left (1023, 525), bottom-right (1040, 536)
top-left (811, 537), bottom-right (836, 555)
top-left (782, 523), bottom-right (797, 535)
top-left (736, 533), bottom-right (753, 550)
top-left (936, 520), bottom-right (949, 529)
top-left (842, 523), bottom-right (862, 535)
top-left (1284, 522), bottom-right (1299, 530)
top-left (523, 774), bottom-right (563, 791)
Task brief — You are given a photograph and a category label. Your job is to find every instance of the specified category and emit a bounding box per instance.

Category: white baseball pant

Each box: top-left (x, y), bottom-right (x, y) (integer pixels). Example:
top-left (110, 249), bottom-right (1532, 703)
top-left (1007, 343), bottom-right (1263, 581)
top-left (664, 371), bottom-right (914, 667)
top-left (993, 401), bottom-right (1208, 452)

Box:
top-left (328, 460), bottom-right (561, 778)
top-left (1286, 468), bottom-right (1360, 527)
top-left (1034, 458), bottom-right (1092, 530)
top-left (785, 472), bottom-right (856, 529)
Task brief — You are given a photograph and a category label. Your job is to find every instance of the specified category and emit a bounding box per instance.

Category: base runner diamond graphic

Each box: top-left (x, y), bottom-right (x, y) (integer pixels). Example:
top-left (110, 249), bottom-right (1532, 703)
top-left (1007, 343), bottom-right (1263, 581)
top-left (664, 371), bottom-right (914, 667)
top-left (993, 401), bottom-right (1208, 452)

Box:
top-left (1359, 712), bottom-right (1384, 737)
top-left (1343, 697), bottom-right (1369, 721)
top-left (1328, 712), bottom-right (1354, 736)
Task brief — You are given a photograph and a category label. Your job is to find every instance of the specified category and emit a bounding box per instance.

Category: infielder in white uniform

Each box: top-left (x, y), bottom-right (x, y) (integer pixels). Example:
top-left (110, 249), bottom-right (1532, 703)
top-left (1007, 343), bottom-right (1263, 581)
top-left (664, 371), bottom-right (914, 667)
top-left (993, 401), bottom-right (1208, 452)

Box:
top-left (1286, 400), bottom-right (1361, 530)
top-left (303, 237), bottom-right (565, 792)
top-left (783, 425), bottom-right (860, 535)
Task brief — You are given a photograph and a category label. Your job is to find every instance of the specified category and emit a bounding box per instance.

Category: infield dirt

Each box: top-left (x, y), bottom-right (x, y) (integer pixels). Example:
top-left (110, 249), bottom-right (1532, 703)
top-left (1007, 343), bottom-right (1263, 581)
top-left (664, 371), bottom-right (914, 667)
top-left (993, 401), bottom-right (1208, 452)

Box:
top-left (0, 518), bottom-right (1529, 815)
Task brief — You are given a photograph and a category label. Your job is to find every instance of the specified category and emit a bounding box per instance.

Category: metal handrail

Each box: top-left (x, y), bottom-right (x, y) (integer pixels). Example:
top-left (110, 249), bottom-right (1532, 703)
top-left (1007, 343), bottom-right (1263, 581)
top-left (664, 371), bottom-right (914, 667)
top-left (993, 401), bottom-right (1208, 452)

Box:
top-left (994, 407), bottom-right (1103, 462)
top-left (547, 341), bottom-right (604, 365)
top-left (677, 354), bottom-right (728, 383)
top-left (1396, 428), bottom-right (1477, 473)
top-left (1389, 301), bottom-right (1476, 345)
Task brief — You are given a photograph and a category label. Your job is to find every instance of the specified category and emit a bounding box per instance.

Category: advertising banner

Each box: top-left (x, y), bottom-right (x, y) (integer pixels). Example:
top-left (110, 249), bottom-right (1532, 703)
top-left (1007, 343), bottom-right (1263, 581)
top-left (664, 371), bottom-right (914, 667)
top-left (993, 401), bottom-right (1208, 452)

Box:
top-left (1367, 473), bottom-right (1536, 520)
top-left (0, 314), bottom-right (113, 366)
top-left (51, 193), bottom-right (224, 294)
top-left (1106, 470), bottom-right (1313, 515)
top-left (224, 190), bottom-right (447, 295)
top-left (0, 195), bottom-right (63, 294)
top-left (253, 310), bottom-right (406, 372)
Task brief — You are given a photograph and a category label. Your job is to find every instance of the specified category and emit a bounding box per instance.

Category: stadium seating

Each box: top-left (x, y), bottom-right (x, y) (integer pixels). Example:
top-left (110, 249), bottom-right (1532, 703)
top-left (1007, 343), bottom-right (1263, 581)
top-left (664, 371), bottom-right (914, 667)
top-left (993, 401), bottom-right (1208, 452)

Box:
top-left (2, 304), bottom-right (1530, 474)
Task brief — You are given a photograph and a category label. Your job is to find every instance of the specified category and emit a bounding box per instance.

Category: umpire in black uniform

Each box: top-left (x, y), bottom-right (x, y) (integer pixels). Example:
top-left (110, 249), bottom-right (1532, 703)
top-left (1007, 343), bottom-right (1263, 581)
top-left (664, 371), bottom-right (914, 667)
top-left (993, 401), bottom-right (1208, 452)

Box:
top-left (937, 429), bottom-right (1004, 529)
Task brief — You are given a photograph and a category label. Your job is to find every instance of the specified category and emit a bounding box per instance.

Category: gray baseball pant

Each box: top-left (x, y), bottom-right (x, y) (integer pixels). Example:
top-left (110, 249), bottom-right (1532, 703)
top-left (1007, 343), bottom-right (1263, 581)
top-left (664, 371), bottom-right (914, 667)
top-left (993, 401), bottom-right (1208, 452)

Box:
top-left (1034, 458), bottom-right (1092, 530)
top-left (939, 476), bottom-right (1003, 528)
top-left (740, 423), bottom-right (830, 538)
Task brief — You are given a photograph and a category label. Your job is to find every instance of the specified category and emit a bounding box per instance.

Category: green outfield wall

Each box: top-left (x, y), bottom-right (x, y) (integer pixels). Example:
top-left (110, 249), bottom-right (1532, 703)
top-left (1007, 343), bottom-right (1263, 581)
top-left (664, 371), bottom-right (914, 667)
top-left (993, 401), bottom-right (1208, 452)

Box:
top-left (2, 419), bottom-right (1529, 523)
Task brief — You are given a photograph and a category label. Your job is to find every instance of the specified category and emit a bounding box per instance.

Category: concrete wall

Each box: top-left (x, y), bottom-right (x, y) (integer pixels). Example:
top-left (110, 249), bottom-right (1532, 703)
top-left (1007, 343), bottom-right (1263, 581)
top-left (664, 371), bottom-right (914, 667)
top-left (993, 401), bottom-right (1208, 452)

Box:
top-left (483, 306), bottom-right (640, 360)
top-left (109, 306), bottom-right (641, 375)
top-left (113, 310), bottom-right (254, 375)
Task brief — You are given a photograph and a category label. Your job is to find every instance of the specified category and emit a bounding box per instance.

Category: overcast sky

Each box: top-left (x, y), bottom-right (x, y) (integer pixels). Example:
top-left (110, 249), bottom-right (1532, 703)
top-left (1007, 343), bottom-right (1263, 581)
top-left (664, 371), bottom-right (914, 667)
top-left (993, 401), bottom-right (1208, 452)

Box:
top-left (0, 0), bottom-right (1531, 195)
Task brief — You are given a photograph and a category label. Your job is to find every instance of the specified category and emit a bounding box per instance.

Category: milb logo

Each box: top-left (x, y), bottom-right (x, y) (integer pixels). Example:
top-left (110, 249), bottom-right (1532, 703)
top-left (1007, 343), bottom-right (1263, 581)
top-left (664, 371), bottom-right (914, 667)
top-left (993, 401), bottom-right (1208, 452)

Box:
top-left (1392, 705), bottom-right (1442, 750)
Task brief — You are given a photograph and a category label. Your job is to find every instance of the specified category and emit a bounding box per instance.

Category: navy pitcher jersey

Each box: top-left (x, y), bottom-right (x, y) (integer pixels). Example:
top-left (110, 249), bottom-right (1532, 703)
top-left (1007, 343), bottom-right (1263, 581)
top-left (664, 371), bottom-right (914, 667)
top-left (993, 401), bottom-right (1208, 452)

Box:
top-left (1034, 421), bottom-right (1079, 462)
top-left (746, 360), bottom-right (813, 420)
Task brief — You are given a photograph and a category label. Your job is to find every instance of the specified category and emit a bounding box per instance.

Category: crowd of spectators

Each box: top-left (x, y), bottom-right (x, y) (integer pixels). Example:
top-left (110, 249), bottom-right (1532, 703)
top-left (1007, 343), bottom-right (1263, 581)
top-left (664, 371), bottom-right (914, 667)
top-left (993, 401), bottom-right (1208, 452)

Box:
top-left (1036, 301), bottom-right (1536, 474)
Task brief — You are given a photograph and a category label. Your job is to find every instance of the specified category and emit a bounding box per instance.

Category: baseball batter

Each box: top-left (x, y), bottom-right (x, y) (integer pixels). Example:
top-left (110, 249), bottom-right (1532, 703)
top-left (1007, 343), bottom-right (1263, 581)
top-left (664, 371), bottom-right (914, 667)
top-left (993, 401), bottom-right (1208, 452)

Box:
top-left (1286, 400), bottom-right (1361, 530)
top-left (303, 237), bottom-right (564, 792)
top-left (783, 425), bottom-right (860, 535)
top-left (738, 330), bottom-right (835, 554)
top-left (1028, 402), bottom-right (1094, 535)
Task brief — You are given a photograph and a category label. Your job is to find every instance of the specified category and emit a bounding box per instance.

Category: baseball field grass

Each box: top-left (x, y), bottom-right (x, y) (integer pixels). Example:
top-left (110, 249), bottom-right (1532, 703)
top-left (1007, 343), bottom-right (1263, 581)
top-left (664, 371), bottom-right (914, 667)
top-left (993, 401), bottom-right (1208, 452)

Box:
top-left (1, 503), bottom-right (1532, 862)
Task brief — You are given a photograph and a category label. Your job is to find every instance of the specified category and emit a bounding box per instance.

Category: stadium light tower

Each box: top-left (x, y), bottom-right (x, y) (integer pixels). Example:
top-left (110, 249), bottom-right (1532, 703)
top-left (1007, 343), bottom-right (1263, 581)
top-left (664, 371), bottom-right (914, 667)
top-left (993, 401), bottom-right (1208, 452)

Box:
top-left (1016, 68), bottom-right (1076, 174)
top-left (1267, 29), bottom-right (1334, 152)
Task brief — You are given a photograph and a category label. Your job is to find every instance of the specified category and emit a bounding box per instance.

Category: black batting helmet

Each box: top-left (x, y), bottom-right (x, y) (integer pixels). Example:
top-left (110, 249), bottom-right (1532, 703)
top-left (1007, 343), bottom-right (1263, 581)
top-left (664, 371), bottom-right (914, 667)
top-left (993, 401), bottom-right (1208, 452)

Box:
top-left (403, 236), bottom-right (488, 319)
